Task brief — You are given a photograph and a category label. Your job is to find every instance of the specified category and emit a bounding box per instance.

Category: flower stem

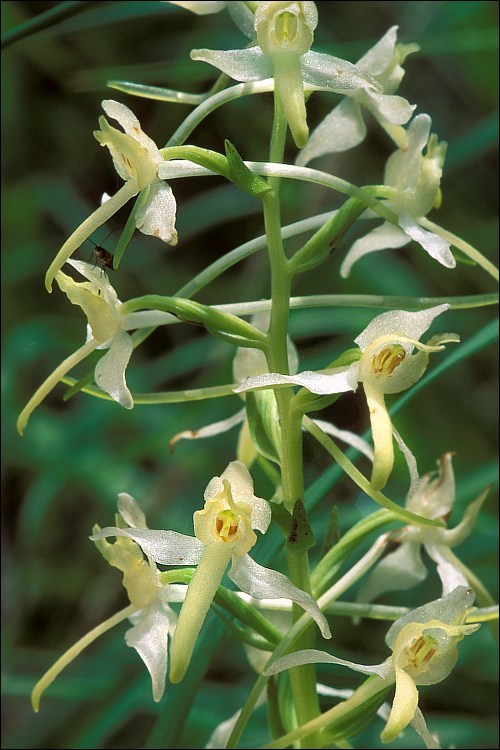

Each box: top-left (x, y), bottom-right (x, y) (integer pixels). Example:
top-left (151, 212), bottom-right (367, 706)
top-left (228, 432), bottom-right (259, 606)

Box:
top-left (263, 94), bottom-right (321, 746)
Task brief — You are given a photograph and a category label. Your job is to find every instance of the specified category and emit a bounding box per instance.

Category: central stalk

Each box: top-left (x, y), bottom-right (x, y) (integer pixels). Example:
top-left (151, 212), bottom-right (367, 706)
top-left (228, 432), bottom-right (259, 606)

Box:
top-left (263, 94), bottom-right (322, 746)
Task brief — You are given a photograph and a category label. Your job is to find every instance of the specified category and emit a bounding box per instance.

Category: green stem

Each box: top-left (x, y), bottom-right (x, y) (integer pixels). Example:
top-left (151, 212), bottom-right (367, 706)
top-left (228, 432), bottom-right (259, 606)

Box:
top-left (263, 95), bottom-right (321, 747)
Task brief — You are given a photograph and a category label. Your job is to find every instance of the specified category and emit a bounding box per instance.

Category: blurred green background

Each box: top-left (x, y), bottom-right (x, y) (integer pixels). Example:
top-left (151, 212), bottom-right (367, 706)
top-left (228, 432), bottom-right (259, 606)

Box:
top-left (2, 2), bottom-right (498, 748)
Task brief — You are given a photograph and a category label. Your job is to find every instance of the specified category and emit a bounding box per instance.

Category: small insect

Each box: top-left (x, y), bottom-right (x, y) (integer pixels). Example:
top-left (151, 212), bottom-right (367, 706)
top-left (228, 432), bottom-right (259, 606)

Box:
top-left (94, 244), bottom-right (114, 270)
top-left (87, 230), bottom-right (115, 271)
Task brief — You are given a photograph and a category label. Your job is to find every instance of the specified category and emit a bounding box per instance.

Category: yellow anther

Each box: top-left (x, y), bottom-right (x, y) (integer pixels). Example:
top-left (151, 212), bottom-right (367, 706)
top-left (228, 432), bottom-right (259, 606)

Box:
top-left (404, 634), bottom-right (438, 669)
top-left (215, 510), bottom-right (239, 542)
top-left (371, 344), bottom-right (406, 375)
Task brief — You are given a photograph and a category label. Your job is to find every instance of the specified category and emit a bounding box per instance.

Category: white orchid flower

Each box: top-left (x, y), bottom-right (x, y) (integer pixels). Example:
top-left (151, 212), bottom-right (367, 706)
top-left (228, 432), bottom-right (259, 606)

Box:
top-left (341, 113), bottom-right (456, 277)
top-left (236, 305), bottom-right (459, 491)
top-left (17, 260), bottom-right (175, 434)
top-left (32, 494), bottom-right (181, 710)
top-left (45, 100), bottom-right (183, 292)
top-left (188, 1), bottom-right (382, 148)
top-left (91, 461), bottom-right (331, 684)
top-left (297, 26), bottom-right (418, 165)
top-left (358, 453), bottom-right (488, 602)
top-left (264, 587), bottom-right (479, 748)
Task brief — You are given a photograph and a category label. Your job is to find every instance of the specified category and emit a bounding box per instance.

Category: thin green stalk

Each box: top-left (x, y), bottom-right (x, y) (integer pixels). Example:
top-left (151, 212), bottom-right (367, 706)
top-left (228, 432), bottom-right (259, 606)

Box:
top-left (263, 95), bottom-right (321, 747)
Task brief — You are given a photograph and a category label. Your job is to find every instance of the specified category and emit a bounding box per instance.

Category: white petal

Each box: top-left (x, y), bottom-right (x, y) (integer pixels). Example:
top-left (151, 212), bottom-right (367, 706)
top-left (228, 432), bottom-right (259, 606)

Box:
top-left (190, 47), bottom-right (272, 82)
top-left (410, 707), bottom-right (442, 750)
top-left (227, 1), bottom-right (256, 38)
top-left (263, 648), bottom-right (389, 678)
top-left (118, 492), bottom-right (149, 529)
top-left (424, 543), bottom-right (469, 596)
top-left (357, 26), bottom-right (398, 75)
top-left (205, 689), bottom-right (267, 749)
top-left (311, 418), bottom-right (374, 462)
top-left (135, 180), bottom-right (178, 245)
top-left (205, 710), bottom-right (242, 750)
top-left (364, 90), bottom-right (415, 125)
top-left (357, 542), bottom-right (428, 603)
top-left (392, 427), bottom-right (419, 497)
top-left (235, 364), bottom-right (359, 396)
top-left (340, 221), bottom-right (409, 278)
top-left (90, 527), bottom-right (204, 565)
top-left (377, 350), bottom-right (429, 394)
top-left (229, 555), bottom-right (331, 639)
top-left (94, 330), bottom-right (134, 409)
top-left (167, 1), bottom-right (228, 14)
top-left (406, 453), bottom-right (455, 519)
top-left (126, 600), bottom-right (171, 702)
top-left (385, 586), bottom-right (475, 648)
top-left (398, 212), bottom-right (456, 268)
top-left (296, 98), bottom-right (366, 166)
top-left (385, 113), bottom-right (431, 192)
top-left (355, 305), bottom-right (450, 352)
top-left (66, 258), bottom-right (120, 309)
top-left (441, 489), bottom-right (487, 547)
top-left (101, 100), bottom-right (161, 164)
top-left (301, 50), bottom-right (382, 93)
top-left (170, 409), bottom-right (245, 450)
top-left (218, 460), bottom-right (271, 533)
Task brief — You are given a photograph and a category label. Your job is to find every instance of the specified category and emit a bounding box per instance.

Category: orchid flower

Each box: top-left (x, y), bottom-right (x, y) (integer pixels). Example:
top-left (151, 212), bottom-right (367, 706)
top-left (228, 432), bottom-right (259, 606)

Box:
top-left (264, 587), bottom-right (480, 748)
top-left (17, 259), bottom-right (174, 434)
top-left (188, 1), bottom-right (383, 148)
top-left (236, 305), bottom-right (459, 491)
top-left (91, 461), bottom-right (331, 684)
top-left (341, 113), bottom-right (456, 277)
top-left (297, 26), bottom-right (418, 166)
top-left (357, 453), bottom-right (488, 602)
top-left (32, 493), bottom-right (180, 710)
top-left (45, 100), bottom-right (184, 292)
